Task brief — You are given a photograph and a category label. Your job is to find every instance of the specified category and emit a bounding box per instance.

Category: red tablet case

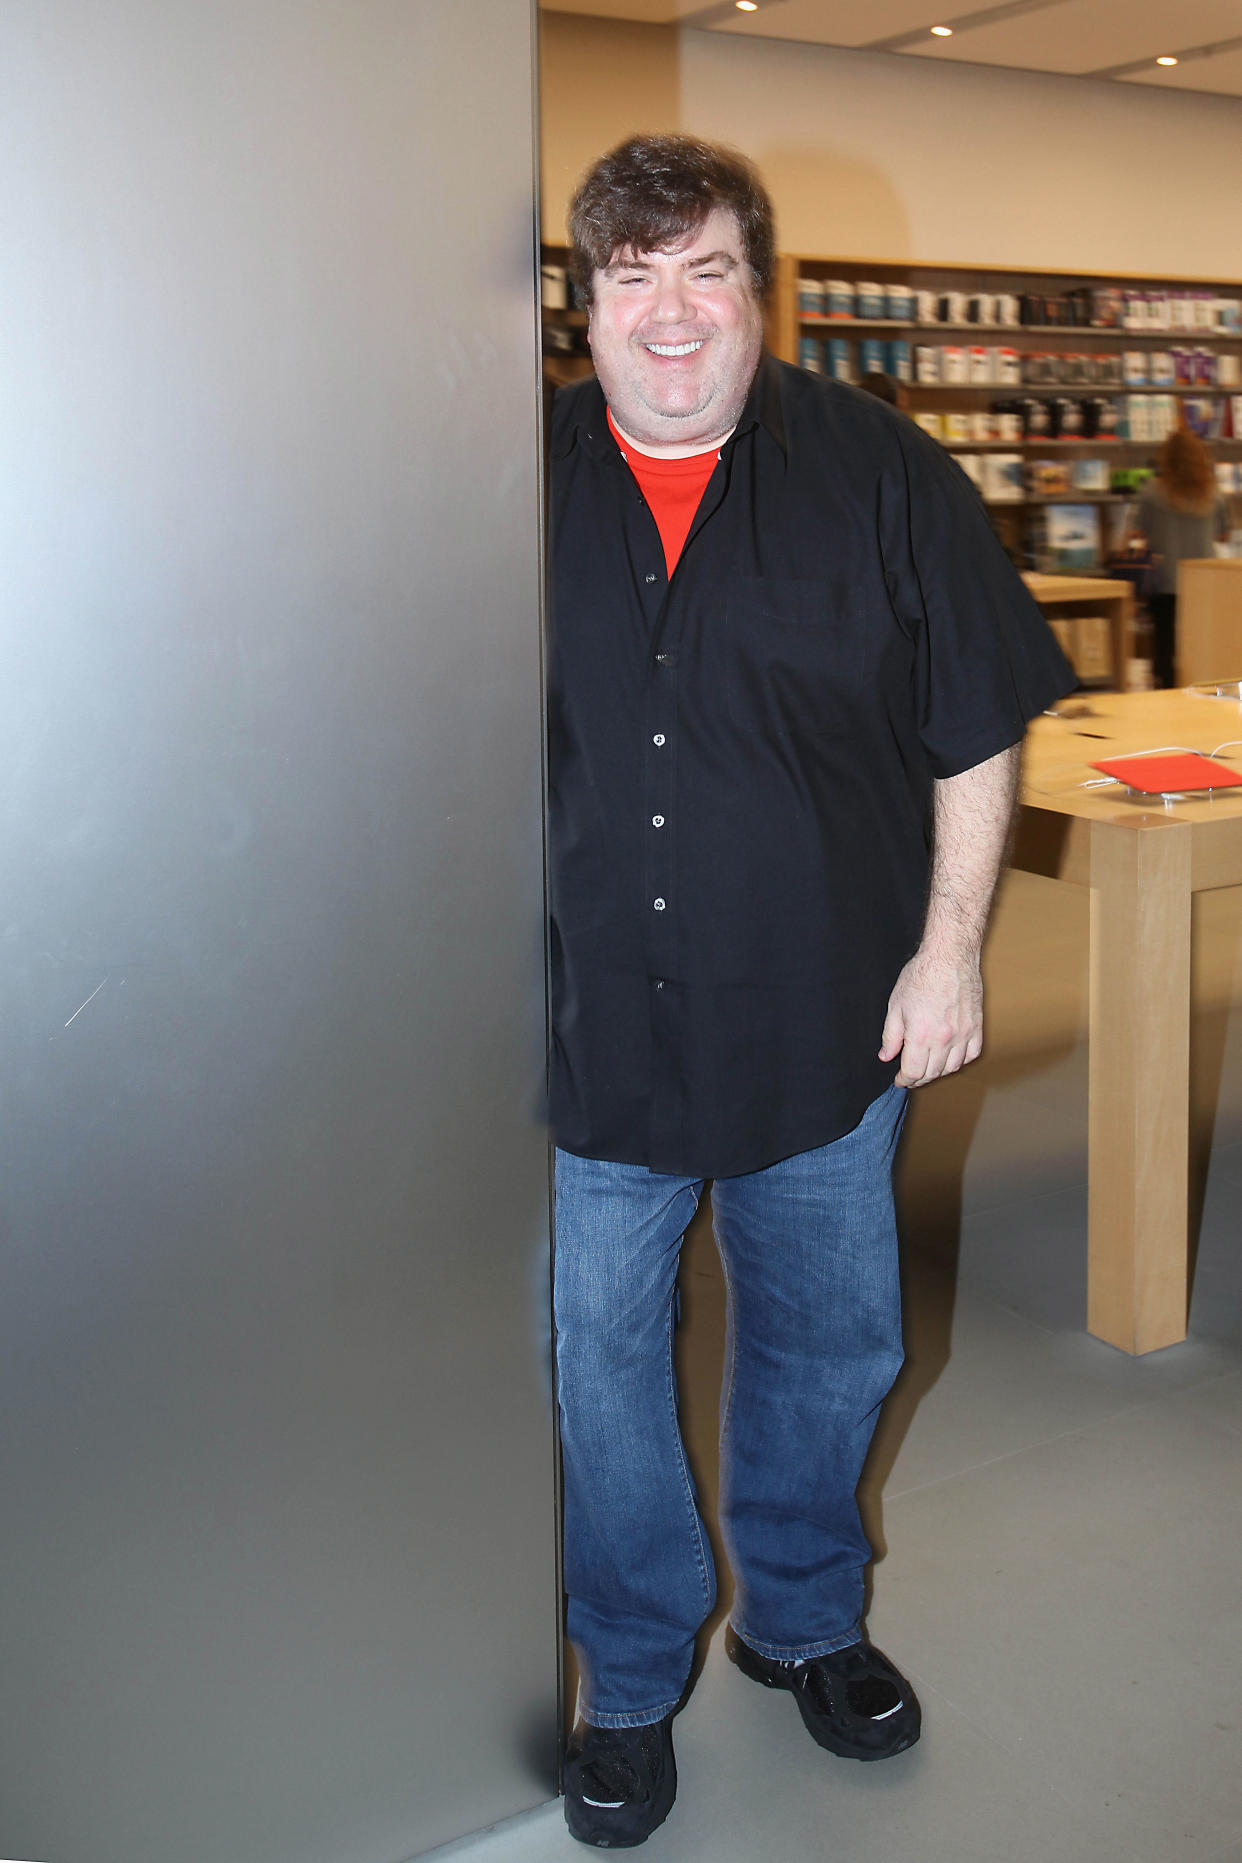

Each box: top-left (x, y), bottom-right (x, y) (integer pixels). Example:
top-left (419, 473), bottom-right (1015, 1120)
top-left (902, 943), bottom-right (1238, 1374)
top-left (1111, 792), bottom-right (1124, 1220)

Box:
top-left (1090, 752), bottom-right (1242, 794)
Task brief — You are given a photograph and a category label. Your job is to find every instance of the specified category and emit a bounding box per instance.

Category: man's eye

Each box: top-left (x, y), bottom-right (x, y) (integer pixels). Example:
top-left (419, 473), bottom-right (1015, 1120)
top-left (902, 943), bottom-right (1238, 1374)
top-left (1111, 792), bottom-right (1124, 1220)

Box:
top-left (694, 270), bottom-right (724, 283)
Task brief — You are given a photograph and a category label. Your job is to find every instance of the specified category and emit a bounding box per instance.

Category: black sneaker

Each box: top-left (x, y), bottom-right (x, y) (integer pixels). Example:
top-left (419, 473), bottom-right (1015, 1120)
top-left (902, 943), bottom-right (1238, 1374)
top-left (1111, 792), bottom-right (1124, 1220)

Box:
top-left (563, 1714), bottom-right (677, 1848)
top-left (726, 1624), bottom-right (921, 1760)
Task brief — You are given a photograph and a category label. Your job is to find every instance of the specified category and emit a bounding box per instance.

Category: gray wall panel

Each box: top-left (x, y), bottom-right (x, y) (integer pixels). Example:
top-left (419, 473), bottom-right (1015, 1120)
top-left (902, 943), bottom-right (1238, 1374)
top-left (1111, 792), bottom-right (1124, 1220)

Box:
top-left (0, 4), bottom-right (555, 1859)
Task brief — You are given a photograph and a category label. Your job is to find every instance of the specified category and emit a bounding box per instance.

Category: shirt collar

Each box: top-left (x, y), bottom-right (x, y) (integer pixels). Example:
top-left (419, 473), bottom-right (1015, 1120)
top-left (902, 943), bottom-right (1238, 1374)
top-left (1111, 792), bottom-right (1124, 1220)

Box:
top-left (551, 349), bottom-right (786, 462)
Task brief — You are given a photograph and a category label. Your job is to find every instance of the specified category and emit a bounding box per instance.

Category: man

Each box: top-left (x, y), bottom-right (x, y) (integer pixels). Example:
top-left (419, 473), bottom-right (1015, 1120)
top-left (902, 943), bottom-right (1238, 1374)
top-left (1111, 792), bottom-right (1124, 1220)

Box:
top-left (548, 136), bottom-right (1072, 1849)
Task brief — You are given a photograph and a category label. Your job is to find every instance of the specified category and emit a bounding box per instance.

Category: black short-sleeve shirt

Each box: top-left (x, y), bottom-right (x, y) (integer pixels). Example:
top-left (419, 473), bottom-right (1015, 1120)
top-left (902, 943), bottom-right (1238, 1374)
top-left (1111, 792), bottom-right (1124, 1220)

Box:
top-left (547, 354), bottom-right (1074, 1178)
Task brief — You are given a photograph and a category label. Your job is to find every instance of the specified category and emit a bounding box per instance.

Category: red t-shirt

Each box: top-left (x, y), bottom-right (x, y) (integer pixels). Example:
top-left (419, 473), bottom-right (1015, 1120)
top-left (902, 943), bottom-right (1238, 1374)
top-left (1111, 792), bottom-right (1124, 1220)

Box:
top-left (607, 408), bottom-right (721, 576)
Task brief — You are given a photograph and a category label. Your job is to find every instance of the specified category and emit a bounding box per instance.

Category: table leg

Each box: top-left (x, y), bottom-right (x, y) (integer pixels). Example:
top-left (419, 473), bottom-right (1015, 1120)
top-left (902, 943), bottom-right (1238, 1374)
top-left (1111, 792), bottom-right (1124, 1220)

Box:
top-left (1088, 819), bottom-right (1192, 1353)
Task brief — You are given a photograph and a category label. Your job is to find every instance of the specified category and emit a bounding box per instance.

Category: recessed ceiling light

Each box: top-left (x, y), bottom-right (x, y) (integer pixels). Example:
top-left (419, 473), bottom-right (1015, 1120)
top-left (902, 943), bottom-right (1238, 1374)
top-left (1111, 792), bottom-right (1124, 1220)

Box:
top-left (736, 1), bottom-right (758, 11)
top-left (930, 24), bottom-right (953, 35)
top-left (1156, 54), bottom-right (1178, 66)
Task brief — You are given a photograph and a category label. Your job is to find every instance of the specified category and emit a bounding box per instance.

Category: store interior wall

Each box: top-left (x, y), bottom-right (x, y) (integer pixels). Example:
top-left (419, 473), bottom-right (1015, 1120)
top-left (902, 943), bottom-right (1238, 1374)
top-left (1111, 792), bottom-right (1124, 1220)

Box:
top-left (0, 4), bottom-right (556, 1862)
top-left (541, 13), bottom-right (1242, 276)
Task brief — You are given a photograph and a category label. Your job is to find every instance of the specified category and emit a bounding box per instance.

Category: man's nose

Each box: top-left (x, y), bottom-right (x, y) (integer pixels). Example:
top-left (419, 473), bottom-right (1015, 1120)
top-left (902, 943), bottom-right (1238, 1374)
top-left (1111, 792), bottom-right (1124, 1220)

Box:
top-left (649, 277), bottom-right (691, 322)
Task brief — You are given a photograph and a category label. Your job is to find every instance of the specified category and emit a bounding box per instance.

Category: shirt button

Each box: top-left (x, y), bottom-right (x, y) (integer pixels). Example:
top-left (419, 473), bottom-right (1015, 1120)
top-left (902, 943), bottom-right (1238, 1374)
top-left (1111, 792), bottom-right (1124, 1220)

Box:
top-left (652, 814), bottom-right (665, 828)
top-left (655, 652), bottom-right (669, 664)
top-left (645, 573), bottom-right (657, 584)
top-left (653, 897), bottom-right (666, 912)
top-left (653, 979), bottom-right (665, 991)
top-left (653, 733), bottom-right (665, 746)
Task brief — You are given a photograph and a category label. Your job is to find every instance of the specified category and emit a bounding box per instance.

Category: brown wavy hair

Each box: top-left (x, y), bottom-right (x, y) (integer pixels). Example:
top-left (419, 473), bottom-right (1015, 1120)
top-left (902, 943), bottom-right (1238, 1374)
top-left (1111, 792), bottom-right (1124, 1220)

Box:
top-left (568, 135), bottom-right (776, 308)
top-left (1159, 428), bottom-right (1216, 514)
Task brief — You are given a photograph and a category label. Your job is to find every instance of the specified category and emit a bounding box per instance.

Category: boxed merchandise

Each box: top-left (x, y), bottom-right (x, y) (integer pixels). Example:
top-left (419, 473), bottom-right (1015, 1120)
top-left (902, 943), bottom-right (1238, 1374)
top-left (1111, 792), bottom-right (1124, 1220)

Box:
top-left (1123, 352), bottom-right (1148, 385)
top-left (1062, 353), bottom-right (1091, 386)
top-left (915, 289), bottom-right (939, 323)
top-left (855, 281), bottom-right (886, 319)
top-left (1218, 299), bottom-right (1242, 333)
top-left (1193, 348), bottom-right (1216, 385)
top-left (955, 453), bottom-right (985, 491)
top-left (1193, 291), bottom-right (1217, 330)
top-left (969, 345), bottom-right (994, 384)
top-left (915, 345), bottom-right (941, 383)
top-left (1171, 346), bottom-right (1194, 384)
top-left (1028, 459), bottom-right (1073, 497)
top-left (1073, 612), bottom-right (1112, 676)
top-left (1150, 351), bottom-right (1176, 386)
top-left (798, 277), bottom-right (825, 314)
top-left (941, 345), bottom-right (969, 384)
top-left (970, 410), bottom-right (998, 442)
top-left (994, 408), bottom-right (1025, 442)
top-left (995, 347), bottom-right (1022, 385)
top-left (943, 412), bottom-right (972, 444)
top-left (827, 338), bottom-right (853, 381)
top-left (1218, 355), bottom-right (1241, 388)
top-left (825, 280), bottom-right (856, 319)
top-left (886, 285), bottom-right (915, 321)
top-left (887, 339), bottom-right (912, 381)
top-left (995, 294), bottom-right (1020, 326)
top-left (1054, 397), bottom-right (1084, 437)
top-left (1093, 353), bottom-right (1124, 386)
top-left (913, 412), bottom-right (944, 440)
top-left (798, 337), bottom-right (824, 374)
top-left (1022, 397), bottom-right (1054, 437)
top-left (982, 454), bottom-right (1025, 502)
top-left (967, 294), bottom-right (995, 325)
top-left (939, 291), bottom-right (968, 323)
top-left (1091, 288), bottom-right (1124, 328)
top-left (860, 337), bottom-right (887, 375)
top-left (1169, 292), bottom-right (1194, 331)
top-left (1232, 396), bottom-right (1242, 437)
top-left (1073, 458), bottom-right (1110, 493)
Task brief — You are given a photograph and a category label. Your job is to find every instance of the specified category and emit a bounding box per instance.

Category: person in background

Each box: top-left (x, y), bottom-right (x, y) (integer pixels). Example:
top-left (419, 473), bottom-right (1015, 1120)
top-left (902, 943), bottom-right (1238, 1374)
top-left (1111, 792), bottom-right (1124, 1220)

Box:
top-left (548, 133), bottom-right (1074, 1850)
top-left (1132, 428), bottom-right (1229, 687)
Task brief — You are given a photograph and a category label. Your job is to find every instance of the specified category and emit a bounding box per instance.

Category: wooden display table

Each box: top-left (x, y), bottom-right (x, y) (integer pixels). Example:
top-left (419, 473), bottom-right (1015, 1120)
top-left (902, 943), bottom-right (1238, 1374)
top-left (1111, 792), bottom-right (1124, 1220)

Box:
top-left (1022, 572), bottom-right (1135, 687)
top-left (1014, 689), bottom-right (1242, 1354)
top-left (1177, 558), bottom-right (1242, 687)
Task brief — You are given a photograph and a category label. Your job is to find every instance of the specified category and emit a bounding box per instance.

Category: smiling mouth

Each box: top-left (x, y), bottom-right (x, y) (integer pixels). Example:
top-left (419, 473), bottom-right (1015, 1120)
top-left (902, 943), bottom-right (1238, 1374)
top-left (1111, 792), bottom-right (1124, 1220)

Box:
top-left (644, 339), bottom-right (705, 357)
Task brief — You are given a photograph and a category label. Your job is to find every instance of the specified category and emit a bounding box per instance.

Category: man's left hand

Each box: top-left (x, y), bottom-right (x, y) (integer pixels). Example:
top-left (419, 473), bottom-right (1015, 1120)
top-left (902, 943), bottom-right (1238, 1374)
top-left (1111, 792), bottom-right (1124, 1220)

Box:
top-left (878, 944), bottom-right (983, 1089)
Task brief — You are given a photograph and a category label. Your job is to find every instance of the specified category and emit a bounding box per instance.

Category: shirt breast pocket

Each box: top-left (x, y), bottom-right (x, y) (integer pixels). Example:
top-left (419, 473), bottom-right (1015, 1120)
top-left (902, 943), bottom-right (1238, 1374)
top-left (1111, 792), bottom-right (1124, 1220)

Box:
top-left (724, 576), bottom-right (862, 743)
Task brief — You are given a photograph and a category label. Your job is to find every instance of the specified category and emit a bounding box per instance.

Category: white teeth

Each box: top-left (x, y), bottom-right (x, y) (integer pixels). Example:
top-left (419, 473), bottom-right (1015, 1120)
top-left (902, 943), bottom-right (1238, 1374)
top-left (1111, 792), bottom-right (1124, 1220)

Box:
top-left (645, 340), bottom-right (704, 357)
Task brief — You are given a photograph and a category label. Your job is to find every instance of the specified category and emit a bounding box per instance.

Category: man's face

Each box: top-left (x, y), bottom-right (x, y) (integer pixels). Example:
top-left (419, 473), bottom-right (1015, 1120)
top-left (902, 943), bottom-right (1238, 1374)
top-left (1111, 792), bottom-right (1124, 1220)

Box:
top-left (587, 206), bottom-right (764, 457)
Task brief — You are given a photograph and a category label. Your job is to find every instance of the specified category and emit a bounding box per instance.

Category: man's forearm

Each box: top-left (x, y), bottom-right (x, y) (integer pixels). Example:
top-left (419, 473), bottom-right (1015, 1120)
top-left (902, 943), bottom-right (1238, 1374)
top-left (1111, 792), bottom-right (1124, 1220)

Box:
top-left (921, 742), bottom-right (1022, 960)
top-left (878, 741), bottom-right (1022, 1088)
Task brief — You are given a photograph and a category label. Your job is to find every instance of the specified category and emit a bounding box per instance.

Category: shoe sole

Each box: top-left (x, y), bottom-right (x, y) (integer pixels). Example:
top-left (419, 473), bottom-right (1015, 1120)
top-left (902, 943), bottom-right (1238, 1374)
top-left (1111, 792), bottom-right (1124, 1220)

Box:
top-left (727, 1634), bottom-right (921, 1762)
top-left (564, 1756), bottom-right (677, 1848)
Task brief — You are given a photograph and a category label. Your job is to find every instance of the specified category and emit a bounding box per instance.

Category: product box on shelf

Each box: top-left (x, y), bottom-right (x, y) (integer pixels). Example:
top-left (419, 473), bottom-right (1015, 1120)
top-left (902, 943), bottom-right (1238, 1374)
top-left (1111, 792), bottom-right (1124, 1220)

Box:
top-left (1073, 458), bottom-right (1111, 494)
top-left (943, 412), bottom-right (972, 445)
top-left (1028, 459), bottom-right (1073, 497)
top-left (982, 454), bottom-right (1025, 502)
top-left (914, 412), bottom-right (944, 440)
top-left (799, 337), bottom-right (824, 374)
top-left (855, 281), bottom-right (886, 319)
top-left (1072, 612), bottom-right (1112, 674)
top-left (825, 280), bottom-right (855, 319)
top-left (860, 338), bottom-right (887, 376)
top-left (886, 285), bottom-right (915, 321)
top-left (827, 338), bottom-right (852, 381)
top-left (1123, 352), bottom-right (1148, 386)
top-left (798, 277), bottom-right (825, 315)
top-left (888, 339), bottom-right (912, 381)
top-left (915, 345), bottom-right (940, 383)
top-left (955, 454), bottom-right (985, 492)
top-left (941, 345), bottom-right (969, 384)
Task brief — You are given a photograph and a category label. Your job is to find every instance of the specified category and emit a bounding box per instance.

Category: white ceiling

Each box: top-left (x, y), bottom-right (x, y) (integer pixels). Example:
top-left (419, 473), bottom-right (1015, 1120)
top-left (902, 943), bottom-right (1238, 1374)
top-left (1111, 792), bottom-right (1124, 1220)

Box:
top-left (541, 0), bottom-right (1242, 97)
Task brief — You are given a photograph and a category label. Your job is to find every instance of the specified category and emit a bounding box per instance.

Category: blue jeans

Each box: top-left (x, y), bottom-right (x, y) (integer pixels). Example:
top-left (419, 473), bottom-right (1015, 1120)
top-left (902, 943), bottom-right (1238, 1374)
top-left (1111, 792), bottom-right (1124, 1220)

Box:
top-left (553, 1083), bottom-right (907, 1728)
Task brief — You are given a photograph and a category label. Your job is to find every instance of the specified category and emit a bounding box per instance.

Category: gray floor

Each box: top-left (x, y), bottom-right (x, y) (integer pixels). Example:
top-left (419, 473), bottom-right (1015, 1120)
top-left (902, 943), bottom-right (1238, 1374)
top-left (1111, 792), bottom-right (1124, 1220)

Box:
top-left (435, 878), bottom-right (1242, 1863)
